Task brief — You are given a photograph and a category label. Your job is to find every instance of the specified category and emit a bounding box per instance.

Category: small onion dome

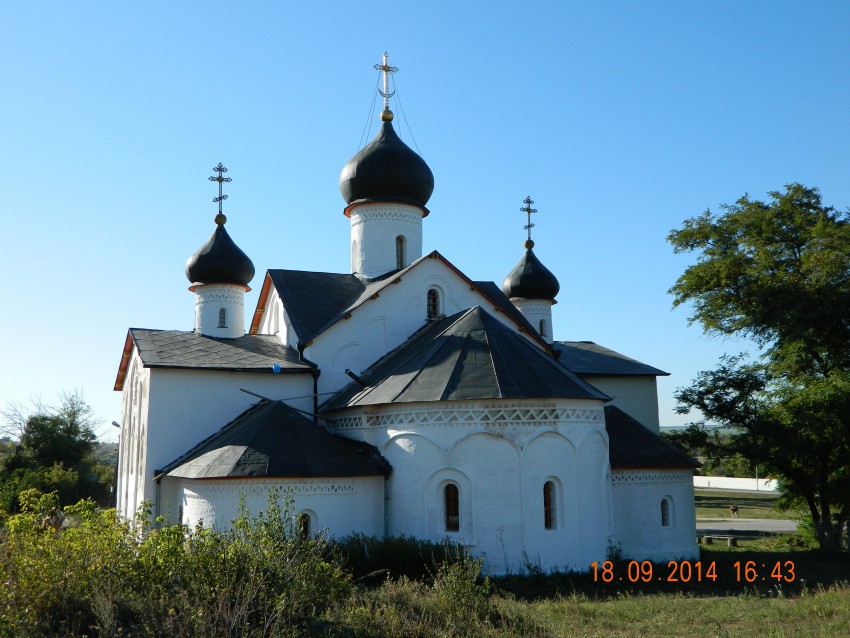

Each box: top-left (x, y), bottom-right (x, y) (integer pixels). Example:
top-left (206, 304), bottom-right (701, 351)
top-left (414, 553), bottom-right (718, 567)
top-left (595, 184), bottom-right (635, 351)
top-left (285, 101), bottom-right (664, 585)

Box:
top-left (185, 220), bottom-right (255, 287)
top-left (339, 116), bottom-right (434, 209)
top-left (501, 241), bottom-right (560, 300)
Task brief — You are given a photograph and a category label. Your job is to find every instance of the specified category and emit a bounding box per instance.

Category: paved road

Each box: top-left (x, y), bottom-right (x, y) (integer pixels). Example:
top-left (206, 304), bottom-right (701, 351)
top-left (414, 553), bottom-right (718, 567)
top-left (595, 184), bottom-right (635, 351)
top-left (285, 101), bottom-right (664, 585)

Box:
top-left (696, 517), bottom-right (798, 533)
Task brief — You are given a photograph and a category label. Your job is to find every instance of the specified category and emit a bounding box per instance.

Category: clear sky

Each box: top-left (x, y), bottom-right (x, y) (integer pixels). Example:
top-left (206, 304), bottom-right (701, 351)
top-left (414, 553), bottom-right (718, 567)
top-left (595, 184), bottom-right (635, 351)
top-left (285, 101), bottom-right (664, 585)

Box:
top-left (2, 2), bottom-right (848, 441)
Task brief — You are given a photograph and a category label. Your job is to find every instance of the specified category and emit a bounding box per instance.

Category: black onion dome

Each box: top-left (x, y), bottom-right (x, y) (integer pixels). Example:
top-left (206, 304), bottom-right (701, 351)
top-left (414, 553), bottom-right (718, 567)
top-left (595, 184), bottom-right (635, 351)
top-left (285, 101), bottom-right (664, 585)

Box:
top-left (185, 224), bottom-right (255, 286)
top-left (501, 247), bottom-right (560, 300)
top-left (339, 120), bottom-right (434, 208)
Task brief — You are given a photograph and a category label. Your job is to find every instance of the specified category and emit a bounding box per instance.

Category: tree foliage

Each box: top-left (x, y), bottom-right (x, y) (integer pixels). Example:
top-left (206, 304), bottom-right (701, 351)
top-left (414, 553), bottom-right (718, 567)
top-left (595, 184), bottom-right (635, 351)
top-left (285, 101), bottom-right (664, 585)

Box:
top-left (0, 393), bottom-right (111, 513)
top-left (669, 184), bottom-right (850, 551)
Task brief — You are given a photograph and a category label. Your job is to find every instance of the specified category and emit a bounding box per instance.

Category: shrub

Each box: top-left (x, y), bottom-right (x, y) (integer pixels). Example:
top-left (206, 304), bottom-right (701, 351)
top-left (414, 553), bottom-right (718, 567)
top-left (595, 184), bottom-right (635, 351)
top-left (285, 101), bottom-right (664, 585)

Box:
top-left (0, 488), bottom-right (350, 637)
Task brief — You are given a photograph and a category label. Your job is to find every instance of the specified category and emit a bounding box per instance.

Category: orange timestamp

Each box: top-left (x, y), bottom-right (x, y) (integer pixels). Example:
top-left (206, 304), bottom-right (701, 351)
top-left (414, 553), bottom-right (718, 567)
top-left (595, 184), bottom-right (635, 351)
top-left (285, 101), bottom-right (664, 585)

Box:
top-left (590, 560), bottom-right (797, 583)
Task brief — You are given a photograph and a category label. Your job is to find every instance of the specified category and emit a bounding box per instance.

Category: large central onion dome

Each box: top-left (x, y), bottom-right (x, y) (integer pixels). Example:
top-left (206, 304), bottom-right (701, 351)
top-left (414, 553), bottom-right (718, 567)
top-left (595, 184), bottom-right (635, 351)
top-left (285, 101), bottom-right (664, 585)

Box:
top-left (339, 112), bottom-right (434, 209)
top-left (185, 216), bottom-right (255, 287)
top-left (501, 240), bottom-right (561, 300)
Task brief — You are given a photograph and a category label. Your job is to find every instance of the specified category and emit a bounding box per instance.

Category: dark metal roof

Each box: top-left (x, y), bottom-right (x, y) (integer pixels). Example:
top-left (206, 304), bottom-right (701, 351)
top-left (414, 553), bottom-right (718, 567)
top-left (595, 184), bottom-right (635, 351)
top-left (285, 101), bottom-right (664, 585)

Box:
top-left (185, 223), bottom-right (255, 287)
top-left (502, 247), bottom-right (560, 300)
top-left (263, 254), bottom-right (549, 350)
top-left (128, 329), bottom-right (313, 372)
top-left (606, 406), bottom-right (699, 469)
top-left (554, 341), bottom-right (668, 376)
top-left (471, 280), bottom-right (541, 337)
top-left (321, 307), bottom-right (608, 411)
top-left (266, 269), bottom-right (398, 346)
top-left (339, 120), bottom-right (434, 208)
top-left (161, 400), bottom-right (391, 479)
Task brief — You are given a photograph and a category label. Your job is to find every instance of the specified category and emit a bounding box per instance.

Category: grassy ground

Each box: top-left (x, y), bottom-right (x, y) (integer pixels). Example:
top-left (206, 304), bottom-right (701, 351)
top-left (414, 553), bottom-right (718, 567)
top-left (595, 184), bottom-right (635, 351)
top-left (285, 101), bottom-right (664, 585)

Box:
top-left (493, 537), bottom-right (848, 601)
top-left (318, 584), bottom-right (850, 638)
top-left (497, 585), bottom-right (850, 638)
top-left (316, 540), bottom-right (850, 638)
top-left (695, 488), bottom-right (801, 520)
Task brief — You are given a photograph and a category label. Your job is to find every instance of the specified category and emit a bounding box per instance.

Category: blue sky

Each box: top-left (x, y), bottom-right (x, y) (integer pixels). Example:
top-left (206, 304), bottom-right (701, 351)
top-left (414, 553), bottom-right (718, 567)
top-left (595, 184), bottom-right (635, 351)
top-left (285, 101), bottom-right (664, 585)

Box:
top-left (2, 2), bottom-right (848, 441)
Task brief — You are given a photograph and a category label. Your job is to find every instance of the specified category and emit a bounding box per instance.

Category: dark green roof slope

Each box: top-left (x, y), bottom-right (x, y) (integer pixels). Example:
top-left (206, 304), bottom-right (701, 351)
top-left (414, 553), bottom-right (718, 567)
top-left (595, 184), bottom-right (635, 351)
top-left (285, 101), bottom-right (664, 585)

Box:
top-left (605, 406), bottom-right (699, 469)
top-left (472, 280), bottom-right (540, 336)
top-left (161, 400), bottom-right (390, 479)
top-left (322, 307), bottom-right (608, 411)
top-left (256, 249), bottom-right (554, 354)
top-left (129, 329), bottom-right (312, 372)
top-left (554, 341), bottom-right (668, 376)
top-left (265, 265), bottom-right (541, 349)
top-left (266, 269), bottom-right (396, 345)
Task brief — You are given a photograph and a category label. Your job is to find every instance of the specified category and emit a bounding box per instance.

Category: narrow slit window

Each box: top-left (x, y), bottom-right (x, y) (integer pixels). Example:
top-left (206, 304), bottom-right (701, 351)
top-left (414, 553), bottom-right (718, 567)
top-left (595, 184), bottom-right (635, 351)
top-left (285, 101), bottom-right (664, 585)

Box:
top-left (218, 308), bottom-right (227, 328)
top-left (661, 498), bottom-right (671, 527)
top-left (539, 319), bottom-right (547, 339)
top-left (543, 481), bottom-right (556, 529)
top-left (298, 513), bottom-right (311, 539)
top-left (396, 235), bottom-right (406, 270)
top-left (427, 289), bottom-right (439, 320)
top-left (444, 484), bottom-right (459, 532)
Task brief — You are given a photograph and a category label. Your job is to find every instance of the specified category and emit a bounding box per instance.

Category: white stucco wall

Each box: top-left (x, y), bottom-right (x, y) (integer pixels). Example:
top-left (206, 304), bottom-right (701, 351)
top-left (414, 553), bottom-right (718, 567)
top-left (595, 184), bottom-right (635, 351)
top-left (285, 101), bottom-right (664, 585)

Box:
top-left (510, 299), bottom-right (554, 343)
top-left (579, 376), bottom-right (661, 432)
top-left (301, 260), bottom-right (545, 397)
top-left (349, 203), bottom-right (424, 278)
top-left (326, 398), bottom-right (610, 574)
top-left (192, 283), bottom-right (248, 339)
top-left (255, 293), bottom-right (294, 347)
top-left (116, 351), bottom-right (151, 520)
top-left (170, 476), bottom-right (385, 538)
top-left (609, 469), bottom-right (698, 562)
top-left (118, 363), bottom-right (314, 520)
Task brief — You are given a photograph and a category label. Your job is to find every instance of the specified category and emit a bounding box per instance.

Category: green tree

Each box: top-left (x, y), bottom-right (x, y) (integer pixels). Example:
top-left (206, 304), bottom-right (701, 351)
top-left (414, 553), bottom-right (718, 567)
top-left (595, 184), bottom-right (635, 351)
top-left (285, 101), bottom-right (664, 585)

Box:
top-left (669, 184), bottom-right (850, 551)
top-left (0, 393), bottom-right (112, 511)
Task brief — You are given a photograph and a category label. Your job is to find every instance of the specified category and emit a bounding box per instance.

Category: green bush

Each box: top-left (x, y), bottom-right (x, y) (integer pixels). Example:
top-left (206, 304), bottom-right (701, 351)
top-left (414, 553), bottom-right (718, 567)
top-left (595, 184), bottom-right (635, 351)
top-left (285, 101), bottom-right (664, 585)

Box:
top-left (0, 488), bottom-right (350, 637)
top-left (325, 549), bottom-right (494, 638)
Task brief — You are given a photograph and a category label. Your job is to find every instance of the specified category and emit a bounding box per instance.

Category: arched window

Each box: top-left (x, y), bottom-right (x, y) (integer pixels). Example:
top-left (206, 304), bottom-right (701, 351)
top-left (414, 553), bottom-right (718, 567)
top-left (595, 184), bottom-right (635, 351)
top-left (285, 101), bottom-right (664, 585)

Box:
top-left (298, 512), bottom-right (311, 539)
top-left (661, 497), bottom-right (672, 527)
top-left (396, 235), bottom-right (406, 270)
top-left (427, 289), bottom-right (440, 320)
top-left (218, 308), bottom-right (227, 328)
top-left (539, 319), bottom-right (547, 340)
top-left (444, 483), bottom-right (459, 532)
top-left (351, 239), bottom-right (358, 273)
top-left (543, 481), bottom-right (556, 529)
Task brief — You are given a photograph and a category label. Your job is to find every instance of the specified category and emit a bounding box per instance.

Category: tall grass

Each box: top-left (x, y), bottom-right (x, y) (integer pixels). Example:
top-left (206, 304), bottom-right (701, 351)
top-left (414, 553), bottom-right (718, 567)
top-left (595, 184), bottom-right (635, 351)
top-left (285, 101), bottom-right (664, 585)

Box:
top-left (1, 492), bottom-right (848, 637)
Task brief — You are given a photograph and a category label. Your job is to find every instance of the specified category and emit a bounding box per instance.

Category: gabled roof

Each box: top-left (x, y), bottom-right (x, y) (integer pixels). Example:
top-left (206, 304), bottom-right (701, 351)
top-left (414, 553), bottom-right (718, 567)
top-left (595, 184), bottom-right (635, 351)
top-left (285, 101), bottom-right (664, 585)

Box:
top-left (257, 268), bottom-right (399, 346)
top-left (321, 307), bottom-right (608, 411)
top-left (159, 400), bottom-right (390, 480)
top-left (554, 341), bottom-right (668, 377)
top-left (249, 250), bottom-right (549, 351)
top-left (114, 329), bottom-right (312, 391)
top-left (605, 406), bottom-right (699, 469)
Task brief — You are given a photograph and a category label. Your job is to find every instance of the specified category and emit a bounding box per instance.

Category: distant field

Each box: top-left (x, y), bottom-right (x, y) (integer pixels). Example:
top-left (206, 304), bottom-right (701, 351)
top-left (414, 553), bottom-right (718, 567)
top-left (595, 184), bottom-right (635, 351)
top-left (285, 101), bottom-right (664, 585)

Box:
top-left (695, 488), bottom-right (801, 520)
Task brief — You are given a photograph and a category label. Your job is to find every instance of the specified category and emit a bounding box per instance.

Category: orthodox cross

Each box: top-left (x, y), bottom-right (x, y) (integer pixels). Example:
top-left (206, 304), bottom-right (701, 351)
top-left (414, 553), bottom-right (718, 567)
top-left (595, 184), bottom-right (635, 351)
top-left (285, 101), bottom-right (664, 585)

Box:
top-left (374, 51), bottom-right (398, 111)
top-left (521, 196), bottom-right (538, 243)
top-left (208, 163), bottom-right (232, 223)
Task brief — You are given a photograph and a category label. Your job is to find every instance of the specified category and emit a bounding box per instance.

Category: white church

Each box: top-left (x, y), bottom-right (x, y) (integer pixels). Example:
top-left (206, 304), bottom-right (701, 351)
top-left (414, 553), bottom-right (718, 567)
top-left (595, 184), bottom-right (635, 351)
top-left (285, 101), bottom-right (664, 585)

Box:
top-left (114, 57), bottom-right (698, 574)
